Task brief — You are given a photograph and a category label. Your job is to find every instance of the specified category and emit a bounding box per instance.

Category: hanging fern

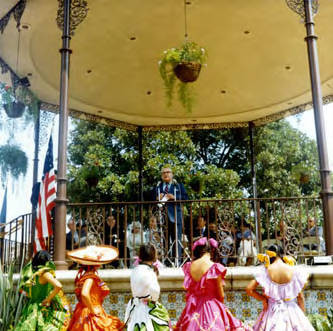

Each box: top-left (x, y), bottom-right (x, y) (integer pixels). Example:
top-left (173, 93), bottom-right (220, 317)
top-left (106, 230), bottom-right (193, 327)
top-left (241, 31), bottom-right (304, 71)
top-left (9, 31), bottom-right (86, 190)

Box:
top-left (159, 41), bottom-right (207, 112)
top-left (0, 144), bottom-right (28, 182)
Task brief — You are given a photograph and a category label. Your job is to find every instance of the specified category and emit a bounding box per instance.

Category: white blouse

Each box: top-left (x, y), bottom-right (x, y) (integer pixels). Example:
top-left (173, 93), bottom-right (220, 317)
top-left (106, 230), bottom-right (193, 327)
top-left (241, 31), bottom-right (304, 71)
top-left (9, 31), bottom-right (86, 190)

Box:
top-left (130, 264), bottom-right (160, 302)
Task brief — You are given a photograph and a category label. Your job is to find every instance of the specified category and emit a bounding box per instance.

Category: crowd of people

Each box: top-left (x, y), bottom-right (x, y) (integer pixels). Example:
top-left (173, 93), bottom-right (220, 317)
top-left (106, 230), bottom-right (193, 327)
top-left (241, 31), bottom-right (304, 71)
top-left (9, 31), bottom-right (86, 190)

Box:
top-left (15, 239), bottom-right (315, 330)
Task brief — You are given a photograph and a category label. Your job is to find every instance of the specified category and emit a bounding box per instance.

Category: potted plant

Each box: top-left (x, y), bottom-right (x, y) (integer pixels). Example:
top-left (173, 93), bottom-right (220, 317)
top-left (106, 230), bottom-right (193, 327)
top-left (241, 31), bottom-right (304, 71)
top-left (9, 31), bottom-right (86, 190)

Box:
top-left (0, 82), bottom-right (39, 120)
top-left (0, 83), bottom-right (26, 118)
top-left (159, 41), bottom-right (207, 112)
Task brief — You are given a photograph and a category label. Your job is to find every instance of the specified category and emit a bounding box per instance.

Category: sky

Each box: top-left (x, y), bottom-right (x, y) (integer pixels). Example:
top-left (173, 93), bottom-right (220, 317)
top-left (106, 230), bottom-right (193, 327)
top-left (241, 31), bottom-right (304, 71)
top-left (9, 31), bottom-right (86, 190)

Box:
top-left (0, 105), bottom-right (333, 223)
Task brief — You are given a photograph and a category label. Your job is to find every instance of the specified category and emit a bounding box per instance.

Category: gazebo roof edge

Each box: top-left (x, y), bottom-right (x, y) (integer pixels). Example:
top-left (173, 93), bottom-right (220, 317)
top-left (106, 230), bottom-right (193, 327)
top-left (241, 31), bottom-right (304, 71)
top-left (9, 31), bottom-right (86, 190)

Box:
top-left (40, 95), bottom-right (331, 132)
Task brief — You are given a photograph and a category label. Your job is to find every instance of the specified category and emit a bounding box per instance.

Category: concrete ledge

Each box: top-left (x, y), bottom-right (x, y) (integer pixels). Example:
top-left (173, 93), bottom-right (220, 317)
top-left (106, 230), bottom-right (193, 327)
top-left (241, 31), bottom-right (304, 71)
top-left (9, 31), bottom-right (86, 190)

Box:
top-left (55, 265), bottom-right (333, 294)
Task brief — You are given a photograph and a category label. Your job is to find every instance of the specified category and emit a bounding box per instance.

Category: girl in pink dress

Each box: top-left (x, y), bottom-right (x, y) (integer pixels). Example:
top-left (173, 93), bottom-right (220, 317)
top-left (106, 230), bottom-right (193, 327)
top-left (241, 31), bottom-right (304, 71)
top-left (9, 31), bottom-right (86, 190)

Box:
top-left (175, 237), bottom-right (251, 331)
top-left (246, 244), bottom-right (314, 331)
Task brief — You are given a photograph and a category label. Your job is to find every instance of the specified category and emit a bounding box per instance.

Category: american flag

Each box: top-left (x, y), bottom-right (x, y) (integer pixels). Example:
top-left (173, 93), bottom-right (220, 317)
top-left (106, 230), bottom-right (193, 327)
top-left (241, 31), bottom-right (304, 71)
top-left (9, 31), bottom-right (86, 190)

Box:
top-left (34, 136), bottom-right (56, 253)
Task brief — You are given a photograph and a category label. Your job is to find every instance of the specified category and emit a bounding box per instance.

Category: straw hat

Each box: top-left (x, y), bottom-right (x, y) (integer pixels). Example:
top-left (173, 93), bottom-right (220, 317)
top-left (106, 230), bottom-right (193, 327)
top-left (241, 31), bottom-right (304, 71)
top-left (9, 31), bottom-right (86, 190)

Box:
top-left (67, 245), bottom-right (119, 265)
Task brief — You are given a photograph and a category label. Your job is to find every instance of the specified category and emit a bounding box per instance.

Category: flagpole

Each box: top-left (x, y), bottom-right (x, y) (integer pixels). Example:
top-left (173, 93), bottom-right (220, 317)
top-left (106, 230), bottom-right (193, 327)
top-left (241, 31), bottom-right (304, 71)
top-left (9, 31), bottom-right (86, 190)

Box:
top-left (30, 103), bottom-right (40, 258)
top-left (54, 0), bottom-right (72, 270)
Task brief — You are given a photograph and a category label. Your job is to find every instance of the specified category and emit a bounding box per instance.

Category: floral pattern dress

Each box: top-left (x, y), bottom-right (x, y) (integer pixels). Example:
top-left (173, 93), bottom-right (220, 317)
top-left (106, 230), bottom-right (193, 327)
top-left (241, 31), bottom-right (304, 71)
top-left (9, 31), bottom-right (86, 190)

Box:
top-left (14, 261), bottom-right (71, 331)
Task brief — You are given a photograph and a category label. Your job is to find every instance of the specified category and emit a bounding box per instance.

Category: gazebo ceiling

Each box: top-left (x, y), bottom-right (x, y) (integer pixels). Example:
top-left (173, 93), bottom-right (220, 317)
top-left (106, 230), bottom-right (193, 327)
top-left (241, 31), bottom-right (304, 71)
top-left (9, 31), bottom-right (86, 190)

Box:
top-left (0, 0), bottom-right (333, 130)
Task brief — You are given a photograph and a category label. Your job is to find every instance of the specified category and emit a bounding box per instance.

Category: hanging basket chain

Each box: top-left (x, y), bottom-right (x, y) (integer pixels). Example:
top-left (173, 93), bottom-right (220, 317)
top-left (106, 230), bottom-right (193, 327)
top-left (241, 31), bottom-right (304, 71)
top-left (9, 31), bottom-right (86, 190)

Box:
top-left (184, 0), bottom-right (188, 41)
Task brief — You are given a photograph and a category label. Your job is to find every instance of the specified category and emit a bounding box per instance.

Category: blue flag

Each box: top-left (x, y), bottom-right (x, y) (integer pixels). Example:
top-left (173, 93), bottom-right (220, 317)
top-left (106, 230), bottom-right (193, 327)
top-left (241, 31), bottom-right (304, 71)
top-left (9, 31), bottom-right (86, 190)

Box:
top-left (0, 186), bottom-right (7, 224)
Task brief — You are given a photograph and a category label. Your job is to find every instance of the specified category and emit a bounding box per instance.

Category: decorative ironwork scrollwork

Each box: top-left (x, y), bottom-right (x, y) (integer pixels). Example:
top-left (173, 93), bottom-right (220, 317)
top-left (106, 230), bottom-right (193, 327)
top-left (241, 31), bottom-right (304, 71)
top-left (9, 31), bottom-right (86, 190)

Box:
top-left (285, 0), bottom-right (319, 20)
top-left (86, 207), bottom-right (104, 245)
top-left (39, 110), bottom-right (57, 152)
top-left (281, 204), bottom-right (303, 255)
top-left (0, 0), bottom-right (26, 34)
top-left (56, 0), bottom-right (89, 36)
top-left (216, 202), bottom-right (236, 257)
top-left (149, 205), bottom-right (168, 261)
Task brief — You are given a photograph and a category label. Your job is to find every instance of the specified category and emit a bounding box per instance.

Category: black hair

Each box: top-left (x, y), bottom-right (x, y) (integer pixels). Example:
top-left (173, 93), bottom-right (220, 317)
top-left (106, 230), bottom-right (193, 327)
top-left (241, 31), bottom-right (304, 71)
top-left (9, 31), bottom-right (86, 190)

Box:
top-left (139, 243), bottom-right (157, 262)
top-left (267, 244), bottom-right (284, 264)
top-left (32, 250), bottom-right (51, 271)
top-left (192, 241), bottom-right (220, 262)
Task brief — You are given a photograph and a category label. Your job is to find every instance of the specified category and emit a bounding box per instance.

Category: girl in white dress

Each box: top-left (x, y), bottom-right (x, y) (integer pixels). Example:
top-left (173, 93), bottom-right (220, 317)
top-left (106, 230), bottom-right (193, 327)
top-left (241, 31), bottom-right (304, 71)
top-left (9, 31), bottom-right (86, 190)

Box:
top-left (124, 244), bottom-right (171, 331)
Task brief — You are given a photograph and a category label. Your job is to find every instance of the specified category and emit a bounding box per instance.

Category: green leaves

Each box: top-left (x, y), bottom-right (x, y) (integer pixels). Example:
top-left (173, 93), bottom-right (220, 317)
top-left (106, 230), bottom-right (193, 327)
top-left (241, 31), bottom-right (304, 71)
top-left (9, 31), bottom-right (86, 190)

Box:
top-left (0, 259), bottom-right (27, 331)
top-left (308, 313), bottom-right (332, 331)
top-left (0, 144), bottom-right (28, 183)
top-left (67, 119), bottom-right (320, 204)
top-left (159, 41), bottom-right (207, 112)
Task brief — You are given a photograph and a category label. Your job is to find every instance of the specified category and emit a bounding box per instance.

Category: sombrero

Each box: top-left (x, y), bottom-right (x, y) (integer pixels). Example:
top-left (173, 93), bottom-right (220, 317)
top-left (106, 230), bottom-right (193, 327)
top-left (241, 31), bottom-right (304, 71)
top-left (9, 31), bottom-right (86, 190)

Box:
top-left (67, 245), bottom-right (119, 265)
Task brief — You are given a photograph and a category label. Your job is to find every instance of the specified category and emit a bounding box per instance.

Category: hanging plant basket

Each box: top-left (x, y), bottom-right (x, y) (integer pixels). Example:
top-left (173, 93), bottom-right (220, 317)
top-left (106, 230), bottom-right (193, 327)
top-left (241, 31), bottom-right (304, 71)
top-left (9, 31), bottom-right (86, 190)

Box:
top-left (3, 101), bottom-right (26, 118)
top-left (159, 41), bottom-right (207, 112)
top-left (173, 62), bottom-right (202, 83)
top-left (0, 144), bottom-right (28, 183)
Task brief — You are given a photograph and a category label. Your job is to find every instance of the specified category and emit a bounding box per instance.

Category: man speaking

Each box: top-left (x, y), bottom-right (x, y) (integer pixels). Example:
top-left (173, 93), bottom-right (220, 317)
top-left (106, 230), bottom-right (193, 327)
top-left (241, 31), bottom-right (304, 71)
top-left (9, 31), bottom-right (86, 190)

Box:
top-left (154, 167), bottom-right (188, 266)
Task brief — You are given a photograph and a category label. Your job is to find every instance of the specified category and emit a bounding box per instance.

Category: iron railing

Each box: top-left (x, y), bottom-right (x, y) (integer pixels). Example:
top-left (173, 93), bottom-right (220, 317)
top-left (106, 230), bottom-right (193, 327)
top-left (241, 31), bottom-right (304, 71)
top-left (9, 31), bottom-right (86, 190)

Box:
top-left (0, 213), bottom-right (33, 271)
top-left (0, 197), bottom-right (324, 270)
top-left (66, 197), bottom-right (324, 268)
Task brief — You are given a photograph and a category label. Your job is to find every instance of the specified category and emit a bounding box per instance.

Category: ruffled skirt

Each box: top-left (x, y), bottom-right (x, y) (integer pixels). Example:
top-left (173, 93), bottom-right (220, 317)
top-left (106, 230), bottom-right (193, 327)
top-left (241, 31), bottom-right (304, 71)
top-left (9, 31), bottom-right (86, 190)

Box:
top-left (175, 296), bottom-right (251, 331)
top-left (68, 303), bottom-right (123, 331)
top-left (14, 299), bottom-right (70, 331)
top-left (125, 298), bottom-right (171, 331)
top-left (253, 299), bottom-right (314, 331)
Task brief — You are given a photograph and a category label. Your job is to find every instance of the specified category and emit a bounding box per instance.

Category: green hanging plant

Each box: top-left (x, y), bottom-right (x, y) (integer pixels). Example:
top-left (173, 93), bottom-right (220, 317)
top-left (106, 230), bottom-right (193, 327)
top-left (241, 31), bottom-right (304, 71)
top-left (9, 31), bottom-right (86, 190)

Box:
top-left (0, 82), bottom-right (39, 121)
top-left (159, 41), bottom-right (207, 112)
top-left (0, 144), bottom-right (28, 183)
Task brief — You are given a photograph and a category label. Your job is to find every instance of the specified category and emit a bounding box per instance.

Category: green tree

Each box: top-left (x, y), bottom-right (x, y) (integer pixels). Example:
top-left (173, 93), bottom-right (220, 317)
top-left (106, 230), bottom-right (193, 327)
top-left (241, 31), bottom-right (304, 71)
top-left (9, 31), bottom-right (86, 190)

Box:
top-left (67, 121), bottom-right (242, 202)
top-left (67, 118), bottom-right (320, 203)
top-left (254, 121), bottom-right (320, 197)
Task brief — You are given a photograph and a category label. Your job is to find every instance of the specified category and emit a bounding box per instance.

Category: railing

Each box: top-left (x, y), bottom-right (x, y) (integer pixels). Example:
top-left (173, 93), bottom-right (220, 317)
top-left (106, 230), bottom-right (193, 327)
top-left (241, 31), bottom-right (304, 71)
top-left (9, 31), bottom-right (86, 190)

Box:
top-left (66, 196), bottom-right (324, 268)
top-left (0, 213), bottom-right (33, 271)
top-left (0, 197), bottom-right (324, 270)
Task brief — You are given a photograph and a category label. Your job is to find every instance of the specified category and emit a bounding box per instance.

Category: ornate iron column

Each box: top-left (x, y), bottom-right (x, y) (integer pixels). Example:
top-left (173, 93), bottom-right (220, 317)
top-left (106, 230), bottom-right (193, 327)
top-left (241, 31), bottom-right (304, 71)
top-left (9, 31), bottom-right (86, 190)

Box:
top-left (54, 0), bottom-right (88, 269)
top-left (248, 122), bottom-right (261, 252)
top-left (286, 0), bottom-right (333, 254)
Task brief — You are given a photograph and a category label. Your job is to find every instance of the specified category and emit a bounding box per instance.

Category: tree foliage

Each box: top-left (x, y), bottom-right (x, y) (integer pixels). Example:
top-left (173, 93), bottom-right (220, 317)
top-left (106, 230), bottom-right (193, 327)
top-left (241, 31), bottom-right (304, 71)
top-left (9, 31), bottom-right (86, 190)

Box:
top-left (67, 119), bottom-right (320, 203)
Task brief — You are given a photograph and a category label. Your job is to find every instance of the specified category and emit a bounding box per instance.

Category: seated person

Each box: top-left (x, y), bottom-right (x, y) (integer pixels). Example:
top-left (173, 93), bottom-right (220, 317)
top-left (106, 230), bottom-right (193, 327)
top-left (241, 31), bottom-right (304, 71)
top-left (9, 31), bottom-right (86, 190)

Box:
top-left (237, 222), bottom-right (257, 266)
top-left (193, 216), bottom-right (208, 239)
top-left (74, 219), bottom-right (87, 247)
top-left (208, 222), bottom-right (217, 239)
top-left (304, 218), bottom-right (325, 252)
top-left (145, 216), bottom-right (161, 244)
top-left (127, 221), bottom-right (144, 263)
top-left (66, 219), bottom-right (79, 250)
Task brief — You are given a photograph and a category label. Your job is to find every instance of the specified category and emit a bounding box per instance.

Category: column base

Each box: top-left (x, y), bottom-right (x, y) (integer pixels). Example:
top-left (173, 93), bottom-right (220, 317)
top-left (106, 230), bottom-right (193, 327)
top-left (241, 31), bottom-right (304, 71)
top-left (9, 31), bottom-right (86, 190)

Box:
top-left (54, 260), bottom-right (68, 270)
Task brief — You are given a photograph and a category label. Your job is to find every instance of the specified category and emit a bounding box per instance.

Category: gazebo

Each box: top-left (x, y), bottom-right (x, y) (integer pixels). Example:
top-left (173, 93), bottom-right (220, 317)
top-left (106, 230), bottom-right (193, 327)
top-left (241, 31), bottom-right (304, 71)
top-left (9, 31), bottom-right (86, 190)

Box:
top-left (0, 0), bottom-right (332, 269)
